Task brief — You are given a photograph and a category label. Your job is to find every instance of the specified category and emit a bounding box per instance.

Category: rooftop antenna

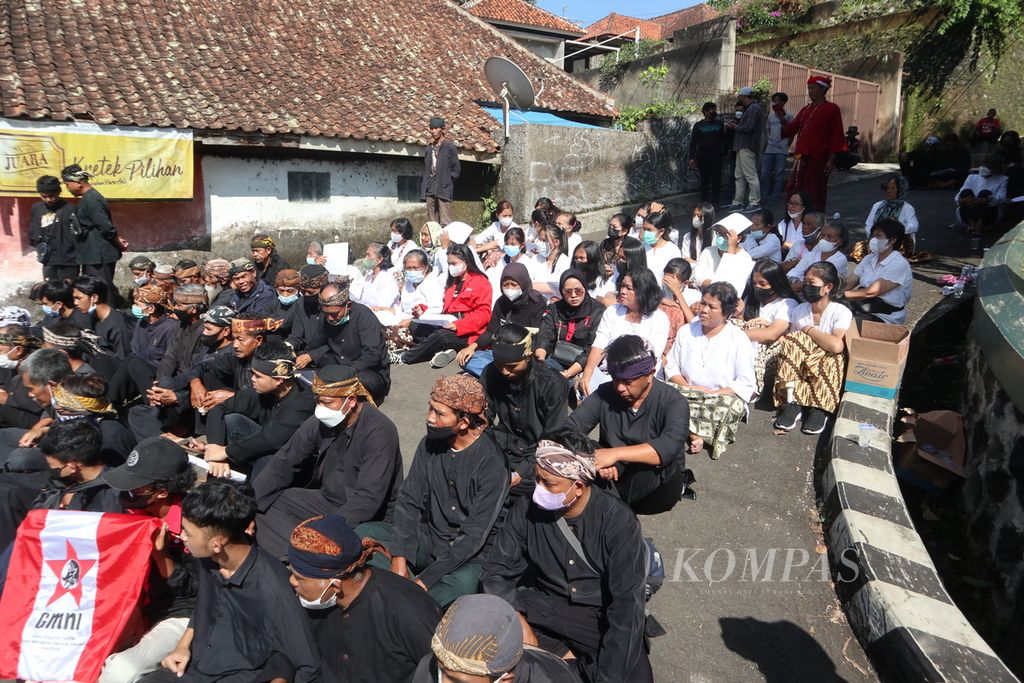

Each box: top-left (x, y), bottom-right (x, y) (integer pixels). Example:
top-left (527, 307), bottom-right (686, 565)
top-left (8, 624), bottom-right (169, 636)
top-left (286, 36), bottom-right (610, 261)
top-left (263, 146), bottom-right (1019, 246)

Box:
top-left (485, 56), bottom-right (536, 141)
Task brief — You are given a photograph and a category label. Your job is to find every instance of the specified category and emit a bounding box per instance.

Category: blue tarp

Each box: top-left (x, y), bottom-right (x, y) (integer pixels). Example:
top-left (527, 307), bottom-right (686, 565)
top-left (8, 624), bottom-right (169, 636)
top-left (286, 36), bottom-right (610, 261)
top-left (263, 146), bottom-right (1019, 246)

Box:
top-left (480, 106), bottom-right (603, 129)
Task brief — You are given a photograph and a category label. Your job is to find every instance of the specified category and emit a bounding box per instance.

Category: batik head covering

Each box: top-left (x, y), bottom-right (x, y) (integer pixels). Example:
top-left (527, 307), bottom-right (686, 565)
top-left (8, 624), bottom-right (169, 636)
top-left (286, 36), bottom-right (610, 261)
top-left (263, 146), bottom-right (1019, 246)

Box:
top-left (876, 175), bottom-right (910, 222)
top-left (0, 306), bottom-right (31, 327)
top-left (431, 594), bottom-right (523, 675)
top-left (300, 264), bottom-right (330, 289)
top-left (251, 349), bottom-right (297, 379)
top-left (288, 515), bottom-right (388, 579)
top-left (60, 165), bottom-right (93, 182)
top-left (200, 306), bottom-right (236, 327)
top-left (173, 284), bottom-right (208, 306)
top-left (151, 265), bottom-right (176, 282)
top-left (423, 221), bottom-right (443, 253)
top-left (203, 259), bottom-right (231, 280)
top-left (174, 265), bottom-right (201, 279)
top-left (430, 375), bottom-right (487, 416)
top-left (274, 269), bottom-right (301, 288)
top-left (229, 258), bottom-right (256, 276)
top-left (319, 281), bottom-right (351, 307)
top-left (311, 365), bottom-right (376, 406)
top-left (491, 327), bottom-right (533, 364)
top-left (535, 439), bottom-right (597, 483)
top-left (0, 329), bottom-right (39, 350)
top-left (230, 316), bottom-right (282, 336)
top-left (135, 283), bottom-right (167, 305)
top-left (42, 326), bottom-right (80, 350)
top-left (52, 380), bottom-right (116, 416)
top-left (128, 255), bottom-right (156, 271)
top-left (251, 235), bottom-right (275, 249)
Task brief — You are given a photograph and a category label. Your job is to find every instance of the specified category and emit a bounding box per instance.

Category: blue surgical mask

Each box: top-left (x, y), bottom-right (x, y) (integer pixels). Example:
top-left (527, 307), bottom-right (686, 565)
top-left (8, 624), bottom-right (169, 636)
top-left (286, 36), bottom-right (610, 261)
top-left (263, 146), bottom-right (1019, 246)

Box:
top-left (750, 230), bottom-right (765, 240)
top-left (643, 231), bottom-right (658, 246)
top-left (306, 256), bottom-right (317, 265)
top-left (278, 293), bottom-right (299, 305)
top-left (327, 314), bottom-right (349, 326)
top-left (133, 276), bottom-right (149, 286)
top-left (131, 304), bottom-right (146, 319)
top-left (41, 305), bottom-right (58, 318)
top-left (405, 270), bottom-right (425, 285)
top-left (503, 245), bottom-right (521, 258)
top-left (534, 242), bottom-right (550, 258)
top-left (714, 235), bottom-right (729, 252)
top-left (87, 304), bottom-right (97, 314)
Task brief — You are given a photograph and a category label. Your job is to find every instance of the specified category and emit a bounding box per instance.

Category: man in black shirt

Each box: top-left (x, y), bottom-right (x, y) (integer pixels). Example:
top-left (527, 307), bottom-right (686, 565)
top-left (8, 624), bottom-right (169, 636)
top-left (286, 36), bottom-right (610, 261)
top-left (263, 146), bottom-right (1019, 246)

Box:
top-left (688, 102), bottom-right (728, 205)
top-left (565, 335), bottom-right (690, 515)
top-left (288, 515), bottom-right (439, 683)
top-left (28, 175), bottom-right (78, 281)
top-left (227, 258), bottom-right (276, 315)
top-left (186, 313), bottom-right (279, 415)
top-left (100, 437), bottom-right (198, 683)
top-left (359, 374), bottom-right (508, 608)
top-left (251, 234), bottom-right (291, 286)
top-left (479, 323), bottom-right (568, 495)
top-left (0, 326), bottom-right (44, 430)
top-left (201, 341), bottom-right (315, 478)
top-left (421, 116), bottom-right (460, 226)
top-left (149, 479), bottom-right (319, 683)
top-left (288, 281), bottom-right (390, 404)
top-left (483, 429), bottom-right (652, 683)
top-left (254, 364), bottom-right (402, 559)
top-left (36, 280), bottom-right (92, 331)
top-left (61, 164), bottom-right (123, 288)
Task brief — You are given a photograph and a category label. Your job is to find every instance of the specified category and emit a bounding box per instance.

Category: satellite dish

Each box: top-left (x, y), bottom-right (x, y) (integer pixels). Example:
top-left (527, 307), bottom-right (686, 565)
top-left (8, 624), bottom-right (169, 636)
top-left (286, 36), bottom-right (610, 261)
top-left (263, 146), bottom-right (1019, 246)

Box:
top-left (485, 57), bottom-right (537, 140)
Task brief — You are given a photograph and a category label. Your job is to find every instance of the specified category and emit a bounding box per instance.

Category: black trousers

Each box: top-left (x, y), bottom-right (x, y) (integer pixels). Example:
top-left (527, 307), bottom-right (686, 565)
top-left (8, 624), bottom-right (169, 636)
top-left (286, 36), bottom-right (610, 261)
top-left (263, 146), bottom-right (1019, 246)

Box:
top-left (616, 462), bottom-right (686, 515)
top-left (401, 325), bottom-right (468, 365)
top-left (42, 264), bottom-right (80, 281)
top-left (518, 587), bottom-right (654, 683)
top-left (256, 488), bottom-right (338, 560)
top-left (696, 153), bottom-right (723, 206)
top-left (107, 354), bottom-right (157, 406)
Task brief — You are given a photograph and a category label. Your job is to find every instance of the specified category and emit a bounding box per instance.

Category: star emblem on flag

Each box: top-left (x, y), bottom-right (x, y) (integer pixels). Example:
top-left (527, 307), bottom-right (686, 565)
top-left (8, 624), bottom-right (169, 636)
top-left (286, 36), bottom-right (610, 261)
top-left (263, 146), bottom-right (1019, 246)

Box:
top-left (45, 540), bottom-right (96, 607)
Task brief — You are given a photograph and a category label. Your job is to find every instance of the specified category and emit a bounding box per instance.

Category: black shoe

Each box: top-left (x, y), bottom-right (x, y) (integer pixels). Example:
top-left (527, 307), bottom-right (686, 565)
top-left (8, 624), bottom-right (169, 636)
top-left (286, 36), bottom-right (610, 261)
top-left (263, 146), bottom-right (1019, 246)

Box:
top-left (774, 402), bottom-right (801, 431)
top-left (802, 407), bottom-right (829, 435)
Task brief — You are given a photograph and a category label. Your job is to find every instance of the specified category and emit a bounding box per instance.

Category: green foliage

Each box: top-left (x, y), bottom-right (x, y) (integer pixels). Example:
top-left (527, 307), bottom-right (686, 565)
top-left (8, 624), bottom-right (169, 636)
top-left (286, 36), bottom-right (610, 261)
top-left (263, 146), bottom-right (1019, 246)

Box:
top-left (934, 0), bottom-right (1021, 61)
top-left (752, 76), bottom-right (774, 99)
top-left (638, 64), bottom-right (669, 90)
top-left (598, 39), bottom-right (668, 89)
top-left (615, 100), bottom-right (699, 132)
top-left (479, 195), bottom-right (498, 231)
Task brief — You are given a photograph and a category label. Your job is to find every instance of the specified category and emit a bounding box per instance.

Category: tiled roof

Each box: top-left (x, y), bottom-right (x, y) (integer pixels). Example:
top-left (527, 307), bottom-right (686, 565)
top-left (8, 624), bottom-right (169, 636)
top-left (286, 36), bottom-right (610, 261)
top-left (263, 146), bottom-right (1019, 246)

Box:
top-left (582, 13), bottom-right (665, 41)
top-left (0, 0), bottom-right (614, 154)
top-left (652, 4), bottom-right (721, 36)
top-left (467, 0), bottom-right (583, 35)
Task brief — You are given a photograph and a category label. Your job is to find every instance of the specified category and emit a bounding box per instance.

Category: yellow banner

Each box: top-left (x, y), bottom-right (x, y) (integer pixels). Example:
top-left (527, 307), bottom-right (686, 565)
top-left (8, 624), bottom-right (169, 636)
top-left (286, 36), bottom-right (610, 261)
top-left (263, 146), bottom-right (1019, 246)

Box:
top-left (0, 119), bottom-right (193, 199)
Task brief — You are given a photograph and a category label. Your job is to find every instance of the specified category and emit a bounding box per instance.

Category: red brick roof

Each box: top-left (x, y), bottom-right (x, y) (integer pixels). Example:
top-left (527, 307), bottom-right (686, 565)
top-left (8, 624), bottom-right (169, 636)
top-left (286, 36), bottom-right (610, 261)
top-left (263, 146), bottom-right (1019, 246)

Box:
top-left (582, 13), bottom-right (665, 41)
top-left (651, 4), bottom-right (721, 36)
top-left (0, 0), bottom-right (614, 154)
top-left (467, 0), bottom-right (583, 35)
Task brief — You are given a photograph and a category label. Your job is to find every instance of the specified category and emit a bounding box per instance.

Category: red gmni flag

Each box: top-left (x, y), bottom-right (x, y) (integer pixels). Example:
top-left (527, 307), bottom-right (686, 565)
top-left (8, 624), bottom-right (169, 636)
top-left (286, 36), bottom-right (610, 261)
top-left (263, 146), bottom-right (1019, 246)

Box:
top-left (0, 510), bottom-right (160, 682)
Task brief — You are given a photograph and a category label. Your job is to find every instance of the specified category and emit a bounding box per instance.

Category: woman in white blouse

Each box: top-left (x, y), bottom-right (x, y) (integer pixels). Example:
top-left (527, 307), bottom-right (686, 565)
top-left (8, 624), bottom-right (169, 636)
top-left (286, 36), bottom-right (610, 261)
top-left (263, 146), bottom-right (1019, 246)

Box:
top-left (773, 261), bottom-right (853, 435)
top-left (642, 211), bottom-right (682, 280)
top-left (581, 268), bottom-right (669, 396)
top-left (681, 203), bottom-right (714, 264)
top-left (788, 222), bottom-right (849, 288)
top-left (380, 249), bottom-right (445, 362)
top-left (692, 213), bottom-right (755, 296)
top-left (865, 175), bottom-right (919, 252)
top-left (741, 208), bottom-right (783, 262)
top-left (388, 218), bottom-right (419, 273)
top-left (534, 225), bottom-right (571, 297)
top-left (736, 259), bottom-right (798, 395)
top-left (355, 242), bottom-right (399, 320)
top-left (845, 217), bottom-right (913, 325)
top-left (665, 281), bottom-right (756, 459)
top-left (779, 191), bottom-right (811, 258)
top-left (486, 227), bottom-right (544, 303)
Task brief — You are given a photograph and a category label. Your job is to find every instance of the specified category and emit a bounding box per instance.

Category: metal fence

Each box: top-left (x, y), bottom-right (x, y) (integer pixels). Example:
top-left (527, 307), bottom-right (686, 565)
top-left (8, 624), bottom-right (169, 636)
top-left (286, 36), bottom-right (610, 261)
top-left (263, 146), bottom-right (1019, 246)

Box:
top-left (734, 51), bottom-right (881, 159)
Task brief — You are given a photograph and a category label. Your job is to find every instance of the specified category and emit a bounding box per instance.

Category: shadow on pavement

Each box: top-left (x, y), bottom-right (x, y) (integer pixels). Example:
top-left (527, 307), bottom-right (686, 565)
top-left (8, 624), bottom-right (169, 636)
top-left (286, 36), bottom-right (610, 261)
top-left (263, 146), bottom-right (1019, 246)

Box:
top-left (719, 616), bottom-right (851, 682)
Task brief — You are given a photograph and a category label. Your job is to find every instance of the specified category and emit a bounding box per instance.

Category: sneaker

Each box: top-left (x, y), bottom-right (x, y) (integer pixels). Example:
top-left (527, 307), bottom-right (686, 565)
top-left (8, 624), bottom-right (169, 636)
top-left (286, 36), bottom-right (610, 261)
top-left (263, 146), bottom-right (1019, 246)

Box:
top-left (802, 407), bottom-right (829, 435)
top-left (744, 203), bottom-right (761, 212)
top-left (430, 349), bottom-right (458, 369)
top-left (722, 202), bottom-right (743, 211)
top-left (774, 402), bottom-right (802, 431)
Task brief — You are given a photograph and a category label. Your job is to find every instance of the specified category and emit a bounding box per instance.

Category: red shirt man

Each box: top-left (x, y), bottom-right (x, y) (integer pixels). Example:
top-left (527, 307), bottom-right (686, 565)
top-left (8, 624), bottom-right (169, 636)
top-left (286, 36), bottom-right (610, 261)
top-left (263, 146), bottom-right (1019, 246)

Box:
top-left (780, 75), bottom-right (847, 211)
top-left (974, 108), bottom-right (1002, 144)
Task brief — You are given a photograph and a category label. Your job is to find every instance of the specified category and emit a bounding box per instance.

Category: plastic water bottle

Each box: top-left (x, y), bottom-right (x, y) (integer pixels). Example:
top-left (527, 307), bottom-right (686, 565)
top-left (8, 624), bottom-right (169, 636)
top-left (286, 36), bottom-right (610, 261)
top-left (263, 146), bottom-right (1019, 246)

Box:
top-left (857, 423), bottom-right (875, 447)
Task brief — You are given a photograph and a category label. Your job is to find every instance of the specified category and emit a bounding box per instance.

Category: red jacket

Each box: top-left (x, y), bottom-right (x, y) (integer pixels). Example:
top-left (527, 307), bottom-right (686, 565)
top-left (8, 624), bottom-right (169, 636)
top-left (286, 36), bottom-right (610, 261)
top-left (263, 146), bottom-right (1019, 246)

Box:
top-left (781, 100), bottom-right (846, 159)
top-left (442, 272), bottom-right (492, 343)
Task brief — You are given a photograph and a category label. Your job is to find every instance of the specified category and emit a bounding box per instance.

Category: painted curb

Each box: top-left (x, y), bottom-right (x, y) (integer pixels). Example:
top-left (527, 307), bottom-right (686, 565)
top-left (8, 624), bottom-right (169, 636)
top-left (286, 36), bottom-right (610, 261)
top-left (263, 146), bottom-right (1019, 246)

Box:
top-left (823, 391), bottom-right (1019, 682)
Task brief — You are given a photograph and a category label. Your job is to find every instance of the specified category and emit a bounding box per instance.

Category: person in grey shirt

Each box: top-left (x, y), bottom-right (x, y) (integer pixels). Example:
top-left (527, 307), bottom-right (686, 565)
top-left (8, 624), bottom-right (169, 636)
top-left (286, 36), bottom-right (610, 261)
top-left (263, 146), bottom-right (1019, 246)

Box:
top-left (762, 91), bottom-right (795, 204)
top-left (726, 87), bottom-right (764, 210)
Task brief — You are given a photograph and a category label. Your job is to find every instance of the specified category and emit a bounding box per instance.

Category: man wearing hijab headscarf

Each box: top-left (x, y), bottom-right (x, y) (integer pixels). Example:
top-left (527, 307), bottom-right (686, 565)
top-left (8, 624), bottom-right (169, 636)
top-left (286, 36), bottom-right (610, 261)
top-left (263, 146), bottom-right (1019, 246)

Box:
top-left (484, 428), bottom-right (653, 683)
top-left (253, 364), bottom-right (403, 560)
top-left (358, 374), bottom-right (508, 608)
top-left (456, 261), bottom-right (547, 377)
top-left (412, 593), bottom-right (579, 682)
top-left (479, 323), bottom-right (568, 496)
top-left (288, 515), bottom-right (440, 683)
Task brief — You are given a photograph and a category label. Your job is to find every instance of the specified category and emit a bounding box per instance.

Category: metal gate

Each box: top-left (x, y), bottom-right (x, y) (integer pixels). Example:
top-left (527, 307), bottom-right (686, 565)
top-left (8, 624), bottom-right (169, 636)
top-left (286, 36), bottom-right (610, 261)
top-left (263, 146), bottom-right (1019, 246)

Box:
top-left (734, 52), bottom-right (881, 159)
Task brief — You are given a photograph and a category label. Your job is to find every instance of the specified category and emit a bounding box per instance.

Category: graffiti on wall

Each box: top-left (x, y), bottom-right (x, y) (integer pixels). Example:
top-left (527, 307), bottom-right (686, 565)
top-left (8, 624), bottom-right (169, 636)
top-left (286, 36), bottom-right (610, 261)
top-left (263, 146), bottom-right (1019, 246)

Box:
top-left (626, 117), bottom-right (699, 201)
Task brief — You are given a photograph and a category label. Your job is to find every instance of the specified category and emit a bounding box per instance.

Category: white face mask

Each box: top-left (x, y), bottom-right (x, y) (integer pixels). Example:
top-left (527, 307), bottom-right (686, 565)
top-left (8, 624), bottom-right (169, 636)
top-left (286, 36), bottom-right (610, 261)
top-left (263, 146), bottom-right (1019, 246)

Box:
top-left (869, 237), bottom-right (890, 254)
top-left (498, 216), bottom-right (514, 228)
top-left (391, 232), bottom-right (402, 244)
top-left (691, 216), bottom-right (703, 229)
top-left (817, 239), bottom-right (838, 252)
top-left (448, 262), bottom-right (466, 277)
top-left (502, 287), bottom-right (522, 302)
top-left (298, 579), bottom-right (339, 610)
top-left (788, 211), bottom-right (802, 220)
top-left (0, 354), bottom-right (17, 370)
top-left (634, 215), bottom-right (644, 228)
top-left (315, 403), bottom-right (350, 428)
top-left (978, 166), bottom-right (992, 178)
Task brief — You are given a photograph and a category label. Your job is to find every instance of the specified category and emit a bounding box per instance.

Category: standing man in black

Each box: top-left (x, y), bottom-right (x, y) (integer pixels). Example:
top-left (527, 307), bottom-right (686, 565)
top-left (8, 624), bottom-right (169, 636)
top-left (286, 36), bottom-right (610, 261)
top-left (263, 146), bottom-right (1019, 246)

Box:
top-left (688, 102), bottom-right (728, 206)
top-left (28, 175), bottom-right (78, 281)
top-left (61, 164), bottom-right (124, 289)
top-left (421, 117), bottom-right (460, 226)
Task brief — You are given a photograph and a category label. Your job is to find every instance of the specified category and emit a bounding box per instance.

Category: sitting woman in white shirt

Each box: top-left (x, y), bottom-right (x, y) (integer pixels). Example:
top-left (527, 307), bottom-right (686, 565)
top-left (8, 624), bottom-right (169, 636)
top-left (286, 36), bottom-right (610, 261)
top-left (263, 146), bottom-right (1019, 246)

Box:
top-left (692, 214), bottom-right (755, 296)
top-left (788, 222), bottom-right (849, 289)
top-left (773, 261), bottom-right (853, 436)
top-left (556, 211), bottom-right (584, 255)
top-left (844, 217), bottom-right (913, 325)
top-left (642, 211), bottom-right (682, 280)
top-left (780, 210), bottom-right (825, 274)
top-left (380, 249), bottom-right (445, 362)
top-left (660, 257), bottom-right (700, 358)
top-left (388, 218), bottom-right (419, 273)
top-left (474, 200), bottom-right (519, 259)
top-left (742, 208), bottom-right (783, 262)
top-left (581, 267), bottom-right (669, 396)
top-left (355, 242), bottom-right (399, 320)
top-left (681, 203), bottom-right (714, 264)
top-left (665, 281), bottom-right (756, 459)
top-left (570, 240), bottom-right (603, 295)
top-left (597, 236), bottom-right (646, 307)
top-left (735, 259), bottom-right (798, 395)
top-left (534, 225), bottom-right (571, 297)
top-left (779, 191), bottom-right (811, 258)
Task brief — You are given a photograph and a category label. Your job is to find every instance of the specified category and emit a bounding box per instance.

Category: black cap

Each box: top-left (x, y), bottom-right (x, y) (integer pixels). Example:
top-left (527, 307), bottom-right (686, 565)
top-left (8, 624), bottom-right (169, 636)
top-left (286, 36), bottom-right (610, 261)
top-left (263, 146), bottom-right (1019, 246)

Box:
top-left (102, 437), bottom-right (189, 491)
top-left (429, 116), bottom-right (446, 129)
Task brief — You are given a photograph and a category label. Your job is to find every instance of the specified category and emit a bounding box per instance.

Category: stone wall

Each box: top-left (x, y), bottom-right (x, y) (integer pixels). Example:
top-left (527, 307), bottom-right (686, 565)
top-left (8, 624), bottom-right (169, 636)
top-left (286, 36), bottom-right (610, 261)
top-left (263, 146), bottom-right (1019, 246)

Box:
top-left (495, 117), bottom-right (700, 215)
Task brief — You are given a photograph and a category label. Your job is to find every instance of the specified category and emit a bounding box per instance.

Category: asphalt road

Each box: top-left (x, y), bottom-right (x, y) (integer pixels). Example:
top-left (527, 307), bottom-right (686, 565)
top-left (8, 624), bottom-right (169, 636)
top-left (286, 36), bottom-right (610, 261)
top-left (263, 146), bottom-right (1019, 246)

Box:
top-left (377, 169), bottom-right (988, 682)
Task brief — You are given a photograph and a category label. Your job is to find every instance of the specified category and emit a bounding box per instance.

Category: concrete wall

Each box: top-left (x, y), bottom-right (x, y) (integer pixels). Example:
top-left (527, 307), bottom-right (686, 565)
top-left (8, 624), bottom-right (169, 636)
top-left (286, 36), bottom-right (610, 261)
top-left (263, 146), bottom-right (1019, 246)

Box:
top-left (575, 19), bottom-right (737, 106)
top-left (494, 117), bottom-right (700, 216)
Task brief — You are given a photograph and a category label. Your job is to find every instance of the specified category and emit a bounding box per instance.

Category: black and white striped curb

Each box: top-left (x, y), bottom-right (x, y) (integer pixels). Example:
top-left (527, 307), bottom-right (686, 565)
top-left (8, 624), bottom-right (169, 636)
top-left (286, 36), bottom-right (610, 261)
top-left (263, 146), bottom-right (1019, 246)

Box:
top-left (822, 391), bottom-right (1019, 682)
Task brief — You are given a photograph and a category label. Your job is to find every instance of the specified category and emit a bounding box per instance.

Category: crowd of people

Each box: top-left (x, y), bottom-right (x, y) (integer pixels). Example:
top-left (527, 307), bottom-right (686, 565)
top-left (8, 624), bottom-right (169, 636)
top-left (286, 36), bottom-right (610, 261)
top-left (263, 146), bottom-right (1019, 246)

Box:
top-left (5, 95), bottom-right (1014, 682)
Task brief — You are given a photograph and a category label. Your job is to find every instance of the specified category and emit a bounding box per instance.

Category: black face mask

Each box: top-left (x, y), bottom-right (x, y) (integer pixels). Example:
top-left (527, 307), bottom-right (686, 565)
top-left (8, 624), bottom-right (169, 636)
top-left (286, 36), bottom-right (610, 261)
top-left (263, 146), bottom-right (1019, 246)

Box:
top-left (199, 332), bottom-right (223, 349)
top-left (616, 260), bottom-right (628, 276)
top-left (175, 309), bottom-right (195, 326)
top-left (607, 225), bottom-right (622, 239)
top-left (425, 424), bottom-right (457, 441)
top-left (119, 491), bottom-right (155, 510)
top-left (49, 465), bottom-right (69, 484)
top-left (803, 284), bottom-right (825, 303)
top-left (753, 287), bottom-right (775, 303)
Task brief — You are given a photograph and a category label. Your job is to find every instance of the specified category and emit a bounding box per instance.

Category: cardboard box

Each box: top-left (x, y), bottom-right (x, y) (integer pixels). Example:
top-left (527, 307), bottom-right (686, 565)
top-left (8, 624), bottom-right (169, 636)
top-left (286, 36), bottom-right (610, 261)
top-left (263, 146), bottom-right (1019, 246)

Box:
top-left (894, 410), bottom-right (967, 493)
top-left (843, 320), bottom-right (910, 400)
